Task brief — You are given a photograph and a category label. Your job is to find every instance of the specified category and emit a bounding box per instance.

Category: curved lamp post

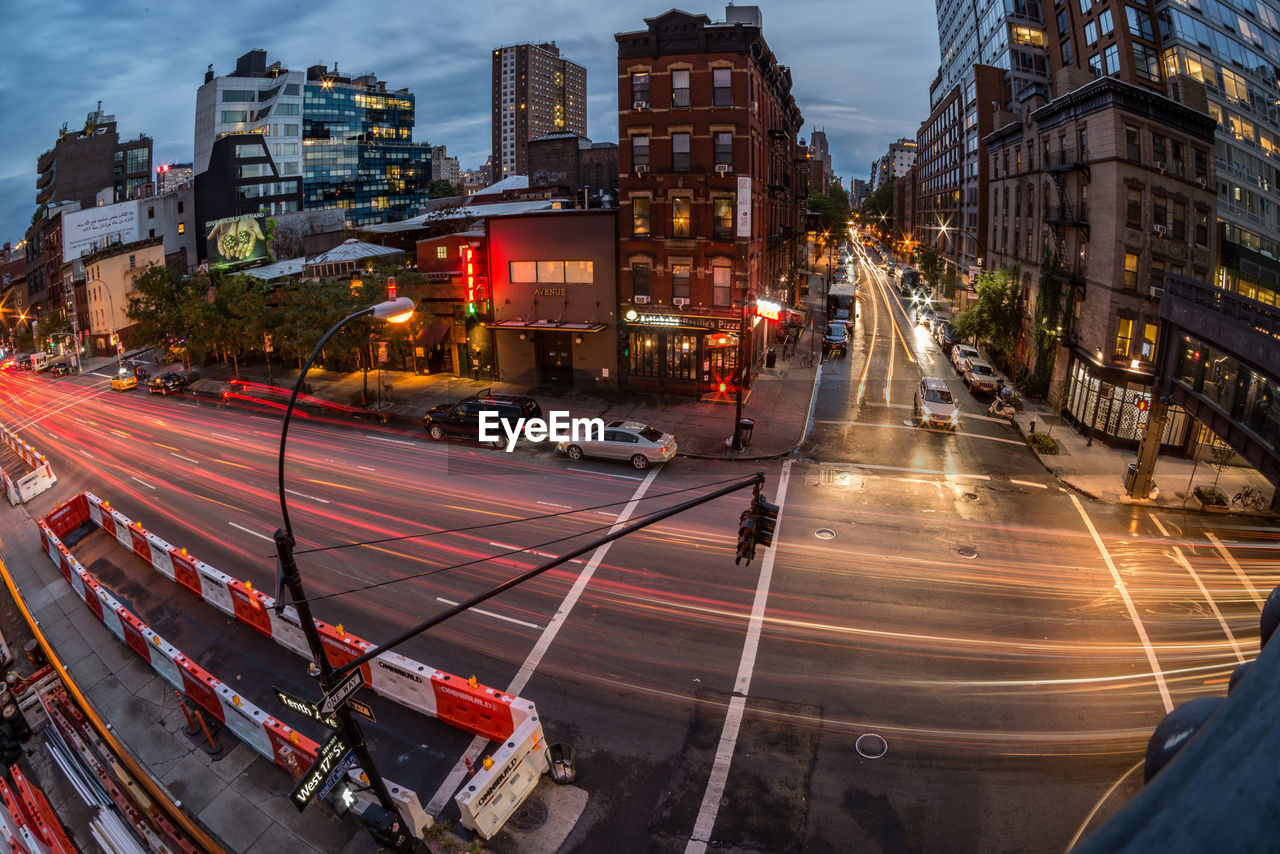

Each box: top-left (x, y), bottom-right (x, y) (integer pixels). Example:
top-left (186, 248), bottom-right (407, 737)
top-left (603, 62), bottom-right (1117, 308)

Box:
top-left (273, 296), bottom-right (416, 850)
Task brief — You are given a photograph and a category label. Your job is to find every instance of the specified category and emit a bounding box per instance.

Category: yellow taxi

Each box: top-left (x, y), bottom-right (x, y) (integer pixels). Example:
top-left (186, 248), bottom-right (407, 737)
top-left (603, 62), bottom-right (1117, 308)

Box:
top-left (110, 369), bottom-right (137, 391)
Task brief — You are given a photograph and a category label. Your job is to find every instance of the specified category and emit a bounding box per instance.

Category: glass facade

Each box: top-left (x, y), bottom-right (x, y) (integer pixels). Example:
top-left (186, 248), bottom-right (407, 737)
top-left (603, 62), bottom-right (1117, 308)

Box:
top-left (1063, 356), bottom-right (1191, 447)
top-left (303, 82), bottom-right (431, 226)
top-left (1174, 332), bottom-right (1280, 453)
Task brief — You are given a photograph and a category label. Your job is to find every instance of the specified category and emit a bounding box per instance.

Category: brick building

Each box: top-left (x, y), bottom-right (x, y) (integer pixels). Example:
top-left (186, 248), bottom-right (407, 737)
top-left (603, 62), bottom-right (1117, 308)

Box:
top-left (615, 5), bottom-right (806, 398)
top-left (527, 133), bottom-right (619, 207)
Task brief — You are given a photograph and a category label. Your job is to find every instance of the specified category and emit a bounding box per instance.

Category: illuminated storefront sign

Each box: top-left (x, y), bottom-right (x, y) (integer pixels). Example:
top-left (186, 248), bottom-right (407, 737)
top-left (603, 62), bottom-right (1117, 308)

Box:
top-left (624, 309), bottom-right (741, 332)
top-left (755, 299), bottom-right (781, 320)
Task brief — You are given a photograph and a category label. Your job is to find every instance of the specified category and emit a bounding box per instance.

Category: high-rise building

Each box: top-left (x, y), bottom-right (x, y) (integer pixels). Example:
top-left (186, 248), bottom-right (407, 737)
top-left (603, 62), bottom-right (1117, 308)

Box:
top-left (36, 103), bottom-right (152, 210)
top-left (873, 138), bottom-right (918, 189)
top-left (194, 49), bottom-right (305, 196)
top-left (492, 43), bottom-right (587, 180)
top-left (615, 5), bottom-right (806, 398)
top-left (302, 63), bottom-right (432, 226)
top-left (156, 163), bottom-right (193, 194)
top-left (808, 128), bottom-right (833, 193)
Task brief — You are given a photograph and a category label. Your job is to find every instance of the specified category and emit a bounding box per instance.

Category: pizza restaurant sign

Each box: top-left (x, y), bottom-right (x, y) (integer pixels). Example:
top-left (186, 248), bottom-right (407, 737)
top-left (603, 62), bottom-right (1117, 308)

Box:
top-left (624, 309), bottom-right (740, 332)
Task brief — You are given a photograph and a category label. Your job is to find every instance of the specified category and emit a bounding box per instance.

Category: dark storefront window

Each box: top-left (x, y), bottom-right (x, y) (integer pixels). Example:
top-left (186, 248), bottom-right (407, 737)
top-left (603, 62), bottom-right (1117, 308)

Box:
top-left (628, 332), bottom-right (697, 380)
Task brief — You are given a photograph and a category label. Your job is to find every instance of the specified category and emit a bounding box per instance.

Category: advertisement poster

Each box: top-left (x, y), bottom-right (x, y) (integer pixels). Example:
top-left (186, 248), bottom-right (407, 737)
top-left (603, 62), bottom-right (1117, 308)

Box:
top-left (205, 213), bottom-right (270, 268)
top-left (63, 201), bottom-right (139, 263)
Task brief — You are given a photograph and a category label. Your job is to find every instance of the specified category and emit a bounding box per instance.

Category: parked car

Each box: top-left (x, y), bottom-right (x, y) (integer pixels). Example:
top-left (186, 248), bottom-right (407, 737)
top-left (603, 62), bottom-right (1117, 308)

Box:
top-left (951, 344), bottom-right (979, 373)
top-left (916, 306), bottom-right (937, 330)
top-left (423, 391), bottom-right (542, 446)
top-left (50, 362), bottom-right (72, 377)
top-left (148, 372), bottom-right (190, 395)
top-left (915, 377), bottom-right (959, 429)
top-left (109, 369), bottom-right (137, 391)
top-left (934, 321), bottom-right (958, 351)
top-left (961, 357), bottom-right (1000, 394)
top-left (822, 322), bottom-right (849, 355)
top-left (557, 420), bottom-right (676, 470)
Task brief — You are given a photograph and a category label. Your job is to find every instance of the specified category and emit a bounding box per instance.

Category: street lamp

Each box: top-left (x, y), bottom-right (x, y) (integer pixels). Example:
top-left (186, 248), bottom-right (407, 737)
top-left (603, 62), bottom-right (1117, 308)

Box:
top-left (273, 296), bottom-right (416, 850)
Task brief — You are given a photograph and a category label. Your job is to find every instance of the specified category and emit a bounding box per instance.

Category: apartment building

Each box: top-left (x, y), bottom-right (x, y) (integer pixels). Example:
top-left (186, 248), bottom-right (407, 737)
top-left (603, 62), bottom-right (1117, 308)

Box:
top-left (492, 43), bottom-right (587, 181)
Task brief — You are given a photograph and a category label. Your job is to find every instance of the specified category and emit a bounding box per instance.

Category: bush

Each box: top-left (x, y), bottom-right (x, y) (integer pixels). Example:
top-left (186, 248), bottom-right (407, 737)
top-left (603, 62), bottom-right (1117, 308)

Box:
top-left (1026, 432), bottom-right (1058, 454)
top-left (1194, 485), bottom-right (1228, 506)
top-left (1019, 374), bottom-right (1050, 400)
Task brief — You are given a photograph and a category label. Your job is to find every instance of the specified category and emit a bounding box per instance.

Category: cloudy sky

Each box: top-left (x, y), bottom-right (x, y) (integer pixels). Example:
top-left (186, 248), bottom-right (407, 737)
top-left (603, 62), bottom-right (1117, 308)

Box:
top-left (0, 0), bottom-right (940, 246)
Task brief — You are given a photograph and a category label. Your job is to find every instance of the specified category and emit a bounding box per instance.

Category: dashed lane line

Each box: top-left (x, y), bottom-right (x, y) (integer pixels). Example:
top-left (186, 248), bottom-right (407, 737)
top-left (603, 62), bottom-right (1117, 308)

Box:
top-left (1205, 531), bottom-right (1264, 608)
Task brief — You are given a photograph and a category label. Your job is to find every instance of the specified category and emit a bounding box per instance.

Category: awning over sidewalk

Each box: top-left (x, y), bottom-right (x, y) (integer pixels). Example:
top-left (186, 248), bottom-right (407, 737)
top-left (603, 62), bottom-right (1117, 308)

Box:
top-left (416, 324), bottom-right (451, 347)
top-left (486, 320), bottom-right (607, 332)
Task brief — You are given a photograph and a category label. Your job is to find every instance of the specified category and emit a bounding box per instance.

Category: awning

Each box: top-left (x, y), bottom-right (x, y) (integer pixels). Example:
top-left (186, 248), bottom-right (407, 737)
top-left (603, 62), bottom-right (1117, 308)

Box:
top-left (486, 320), bottom-right (608, 332)
top-left (416, 324), bottom-right (451, 347)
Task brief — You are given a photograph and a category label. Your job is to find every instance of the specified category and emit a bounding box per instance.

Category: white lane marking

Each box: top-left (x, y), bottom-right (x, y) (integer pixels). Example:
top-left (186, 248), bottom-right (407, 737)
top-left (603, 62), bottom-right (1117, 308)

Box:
top-left (1070, 495), bottom-right (1173, 713)
top-left (435, 598), bottom-right (542, 629)
top-left (567, 466), bottom-right (642, 480)
top-left (365, 435), bottom-right (419, 447)
top-left (171, 453), bottom-right (200, 464)
top-left (286, 488), bottom-right (332, 505)
top-left (1010, 479), bottom-right (1049, 489)
top-left (211, 433), bottom-right (237, 442)
top-left (131, 476), bottom-right (156, 490)
top-left (355, 465), bottom-right (376, 472)
top-left (79, 450), bottom-right (95, 459)
top-left (537, 501), bottom-right (571, 509)
top-left (487, 541), bottom-right (583, 564)
top-left (428, 466), bottom-right (661, 815)
top-left (1149, 514), bottom-right (1245, 663)
top-left (228, 522), bottom-right (274, 543)
top-left (687, 461), bottom-right (793, 853)
top-left (820, 461), bottom-right (991, 481)
top-left (1205, 532), bottom-right (1263, 608)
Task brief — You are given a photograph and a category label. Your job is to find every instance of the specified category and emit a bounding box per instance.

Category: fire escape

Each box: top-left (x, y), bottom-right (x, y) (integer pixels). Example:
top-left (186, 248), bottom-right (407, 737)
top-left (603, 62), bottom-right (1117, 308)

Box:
top-left (1044, 146), bottom-right (1089, 341)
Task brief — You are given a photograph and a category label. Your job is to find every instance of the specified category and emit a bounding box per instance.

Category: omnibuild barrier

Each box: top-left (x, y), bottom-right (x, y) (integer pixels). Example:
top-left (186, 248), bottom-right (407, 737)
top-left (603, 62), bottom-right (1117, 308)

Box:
top-left (0, 424), bottom-right (56, 505)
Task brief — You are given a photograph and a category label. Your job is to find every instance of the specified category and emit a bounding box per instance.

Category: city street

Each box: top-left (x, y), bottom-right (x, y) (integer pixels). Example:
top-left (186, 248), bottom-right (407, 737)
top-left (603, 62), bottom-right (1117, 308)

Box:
top-left (1, 268), bottom-right (1276, 852)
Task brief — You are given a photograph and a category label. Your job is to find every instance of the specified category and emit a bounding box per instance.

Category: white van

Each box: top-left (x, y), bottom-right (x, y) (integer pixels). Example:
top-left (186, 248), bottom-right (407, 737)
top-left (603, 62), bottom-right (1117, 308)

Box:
top-left (30, 353), bottom-right (55, 372)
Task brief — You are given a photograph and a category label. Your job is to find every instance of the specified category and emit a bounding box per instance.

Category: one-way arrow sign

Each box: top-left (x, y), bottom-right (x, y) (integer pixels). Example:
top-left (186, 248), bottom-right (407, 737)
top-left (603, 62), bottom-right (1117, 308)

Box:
top-left (319, 668), bottom-right (364, 717)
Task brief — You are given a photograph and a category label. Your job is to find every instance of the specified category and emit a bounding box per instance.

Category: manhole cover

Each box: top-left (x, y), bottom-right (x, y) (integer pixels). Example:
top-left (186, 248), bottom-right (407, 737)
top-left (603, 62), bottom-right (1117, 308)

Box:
top-left (957, 546), bottom-right (978, 559)
top-left (856, 733), bottom-right (888, 759)
top-left (507, 794), bottom-right (548, 832)
top-left (962, 492), bottom-right (979, 502)
top-left (815, 528), bottom-right (836, 540)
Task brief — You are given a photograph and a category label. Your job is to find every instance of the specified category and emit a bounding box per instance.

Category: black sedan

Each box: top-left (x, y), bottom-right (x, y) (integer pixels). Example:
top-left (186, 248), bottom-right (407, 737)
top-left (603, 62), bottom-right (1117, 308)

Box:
top-left (148, 372), bottom-right (189, 395)
top-left (51, 363), bottom-right (73, 376)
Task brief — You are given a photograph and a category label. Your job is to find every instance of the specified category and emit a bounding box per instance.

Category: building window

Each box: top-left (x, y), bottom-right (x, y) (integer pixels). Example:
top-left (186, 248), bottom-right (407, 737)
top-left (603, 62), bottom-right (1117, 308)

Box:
top-left (436, 246), bottom-right (447, 260)
top-left (713, 68), bottom-right (732, 106)
top-left (1171, 203), bottom-right (1186, 241)
top-left (712, 263), bottom-right (731, 305)
top-left (1152, 136), bottom-right (1166, 166)
top-left (672, 133), bottom-right (691, 172)
top-left (1140, 323), bottom-right (1158, 360)
top-left (631, 134), bottom-right (650, 170)
top-left (1133, 44), bottom-right (1160, 81)
top-left (672, 69), bottom-right (690, 108)
top-left (1088, 53), bottom-right (1102, 77)
top-left (1084, 21), bottom-right (1098, 47)
top-left (1195, 210), bottom-right (1209, 246)
top-left (1099, 9), bottom-right (1114, 34)
top-left (714, 132), bottom-right (732, 169)
top-left (671, 197), bottom-right (692, 237)
top-left (1194, 150), bottom-right (1208, 181)
top-left (633, 263), bottom-right (651, 298)
top-left (1171, 142), bottom-right (1184, 176)
top-left (1127, 188), bottom-right (1142, 227)
top-left (1115, 317), bottom-right (1133, 356)
top-left (177, 201), bottom-right (184, 213)
top-left (1057, 9), bottom-right (1069, 34)
top-left (1150, 260), bottom-right (1165, 294)
top-left (633, 197), bottom-right (651, 236)
top-left (1154, 196), bottom-right (1167, 231)
top-left (1125, 127), bottom-right (1141, 161)
top-left (672, 263), bottom-right (691, 298)
top-left (628, 332), bottom-right (696, 380)
top-left (1104, 44), bottom-right (1120, 75)
top-left (147, 207), bottom-right (155, 219)
top-left (1124, 253), bottom-right (1139, 290)
top-left (1061, 38), bottom-right (1074, 66)
top-left (713, 198), bottom-right (733, 238)
top-left (177, 222), bottom-right (185, 234)
top-left (1127, 7), bottom-right (1153, 39)
top-left (631, 72), bottom-right (650, 106)
top-left (148, 228), bottom-right (155, 238)
top-left (1079, 0), bottom-right (1093, 12)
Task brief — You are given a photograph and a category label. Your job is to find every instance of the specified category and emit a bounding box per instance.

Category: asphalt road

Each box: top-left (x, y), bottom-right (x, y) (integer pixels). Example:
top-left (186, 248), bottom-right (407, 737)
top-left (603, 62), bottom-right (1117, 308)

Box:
top-left (2, 278), bottom-right (1277, 853)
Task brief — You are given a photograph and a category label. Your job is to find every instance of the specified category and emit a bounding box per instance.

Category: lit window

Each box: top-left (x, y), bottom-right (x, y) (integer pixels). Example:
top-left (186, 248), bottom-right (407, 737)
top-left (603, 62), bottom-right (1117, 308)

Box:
top-left (1115, 317), bottom-right (1133, 356)
top-left (671, 197), bottom-right (692, 237)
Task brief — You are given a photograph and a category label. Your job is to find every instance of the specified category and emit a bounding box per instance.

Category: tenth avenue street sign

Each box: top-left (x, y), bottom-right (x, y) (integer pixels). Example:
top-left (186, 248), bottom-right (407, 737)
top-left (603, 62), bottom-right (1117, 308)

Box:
top-left (290, 731), bottom-right (353, 812)
top-left (274, 686), bottom-right (339, 729)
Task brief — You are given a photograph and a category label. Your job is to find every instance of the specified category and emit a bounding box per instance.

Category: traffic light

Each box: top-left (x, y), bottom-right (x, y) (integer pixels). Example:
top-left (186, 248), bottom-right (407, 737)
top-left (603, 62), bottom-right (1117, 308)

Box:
top-left (735, 507), bottom-right (757, 565)
top-left (754, 495), bottom-right (780, 550)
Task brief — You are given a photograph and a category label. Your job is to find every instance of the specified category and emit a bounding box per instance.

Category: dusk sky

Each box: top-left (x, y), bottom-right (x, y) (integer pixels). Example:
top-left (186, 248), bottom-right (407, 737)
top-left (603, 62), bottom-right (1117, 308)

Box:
top-left (1, 0), bottom-right (940, 246)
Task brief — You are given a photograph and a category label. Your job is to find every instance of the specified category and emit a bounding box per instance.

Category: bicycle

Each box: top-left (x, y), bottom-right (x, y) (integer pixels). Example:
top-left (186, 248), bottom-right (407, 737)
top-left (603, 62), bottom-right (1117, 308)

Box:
top-left (1231, 484), bottom-right (1268, 511)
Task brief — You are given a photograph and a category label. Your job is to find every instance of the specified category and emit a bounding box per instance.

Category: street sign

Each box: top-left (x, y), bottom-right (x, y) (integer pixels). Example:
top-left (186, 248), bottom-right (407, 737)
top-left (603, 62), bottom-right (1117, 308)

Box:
top-left (318, 668), bottom-right (364, 717)
top-left (377, 341), bottom-right (388, 363)
top-left (290, 731), bottom-right (350, 812)
top-left (273, 686), bottom-right (339, 729)
top-left (316, 750), bottom-right (359, 802)
top-left (347, 697), bottom-right (376, 722)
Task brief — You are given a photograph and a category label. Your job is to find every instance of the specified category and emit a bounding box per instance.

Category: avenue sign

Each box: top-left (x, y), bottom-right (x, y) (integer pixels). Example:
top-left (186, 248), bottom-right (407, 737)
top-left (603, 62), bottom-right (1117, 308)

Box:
top-left (274, 686), bottom-right (339, 729)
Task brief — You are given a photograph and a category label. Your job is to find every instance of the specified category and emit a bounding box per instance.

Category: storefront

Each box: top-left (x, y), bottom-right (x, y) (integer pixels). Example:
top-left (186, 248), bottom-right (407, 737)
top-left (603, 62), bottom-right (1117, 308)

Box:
top-left (488, 320), bottom-right (609, 387)
top-left (619, 306), bottom-right (767, 398)
top-left (1061, 347), bottom-right (1191, 450)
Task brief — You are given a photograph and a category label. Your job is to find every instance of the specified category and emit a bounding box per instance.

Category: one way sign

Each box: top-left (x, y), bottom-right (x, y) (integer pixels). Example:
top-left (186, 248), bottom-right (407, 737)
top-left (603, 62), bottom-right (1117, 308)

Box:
top-left (319, 668), bottom-right (365, 717)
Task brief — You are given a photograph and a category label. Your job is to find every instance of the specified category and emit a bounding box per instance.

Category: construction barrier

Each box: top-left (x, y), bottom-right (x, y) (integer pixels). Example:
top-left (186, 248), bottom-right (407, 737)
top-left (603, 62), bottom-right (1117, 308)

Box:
top-left (70, 492), bottom-right (542, 744)
top-left (0, 424), bottom-right (57, 505)
top-left (455, 715), bottom-right (550, 840)
top-left (0, 774), bottom-right (58, 854)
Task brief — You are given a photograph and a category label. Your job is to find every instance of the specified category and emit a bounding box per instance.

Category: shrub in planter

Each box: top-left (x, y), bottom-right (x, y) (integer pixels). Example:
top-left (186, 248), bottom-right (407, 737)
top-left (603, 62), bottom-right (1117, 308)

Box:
top-left (1193, 485), bottom-right (1228, 506)
top-left (1027, 432), bottom-right (1058, 454)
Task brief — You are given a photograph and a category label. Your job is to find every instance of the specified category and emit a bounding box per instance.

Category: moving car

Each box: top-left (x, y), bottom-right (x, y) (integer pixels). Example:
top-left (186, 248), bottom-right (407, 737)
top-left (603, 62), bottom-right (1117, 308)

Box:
top-left (915, 377), bottom-right (958, 429)
top-left (822, 322), bottom-right (849, 355)
top-left (51, 363), bottom-right (72, 377)
top-left (557, 420), bottom-right (676, 470)
top-left (424, 391), bottom-right (542, 446)
top-left (951, 344), bottom-right (979, 373)
top-left (934, 321), bottom-right (957, 351)
top-left (109, 369), bottom-right (137, 391)
top-left (961, 356), bottom-right (1000, 394)
top-left (148, 372), bottom-right (189, 395)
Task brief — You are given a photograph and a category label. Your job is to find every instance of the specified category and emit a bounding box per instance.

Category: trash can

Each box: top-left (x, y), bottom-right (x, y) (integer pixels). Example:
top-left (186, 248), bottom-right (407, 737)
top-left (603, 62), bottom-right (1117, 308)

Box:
top-left (1125, 463), bottom-right (1138, 492)
top-left (739, 418), bottom-right (755, 449)
top-left (766, 350), bottom-right (777, 368)
top-left (547, 743), bottom-right (576, 784)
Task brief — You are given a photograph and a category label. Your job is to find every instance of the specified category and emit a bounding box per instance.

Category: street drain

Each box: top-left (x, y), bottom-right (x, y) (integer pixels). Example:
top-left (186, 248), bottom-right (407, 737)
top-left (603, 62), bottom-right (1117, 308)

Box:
top-left (957, 546), bottom-right (978, 559)
top-left (815, 528), bottom-right (836, 540)
top-left (507, 794), bottom-right (548, 832)
top-left (962, 492), bottom-right (979, 502)
top-left (856, 733), bottom-right (888, 759)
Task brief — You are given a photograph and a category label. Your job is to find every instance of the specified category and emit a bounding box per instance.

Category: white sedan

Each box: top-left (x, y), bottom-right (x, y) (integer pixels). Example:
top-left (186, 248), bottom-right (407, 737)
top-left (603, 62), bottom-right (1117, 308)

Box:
top-left (558, 420), bottom-right (677, 470)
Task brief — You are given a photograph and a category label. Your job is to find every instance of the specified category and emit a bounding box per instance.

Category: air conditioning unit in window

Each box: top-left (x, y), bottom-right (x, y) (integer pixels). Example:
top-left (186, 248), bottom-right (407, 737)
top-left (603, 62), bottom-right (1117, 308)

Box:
top-left (1196, 177), bottom-right (1207, 188)
top-left (673, 297), bottom-right (690, 307)
top-left (634, 295), bottom-right (650, 304)
top-left (1152, 224), bottom-right (1167, 237)
top-left (750, 100), bottom-right (759, 114)
top-left (1149, 285), bottom-right (1165, 300)
top-left (633, 100), bottom-right (649, 111)
top-left (715, 164), bottom-right (731, 175)
top-left (634, 164), bottom-right (649, 176)
top-left (1155, 161), bottom-right (1166, 173)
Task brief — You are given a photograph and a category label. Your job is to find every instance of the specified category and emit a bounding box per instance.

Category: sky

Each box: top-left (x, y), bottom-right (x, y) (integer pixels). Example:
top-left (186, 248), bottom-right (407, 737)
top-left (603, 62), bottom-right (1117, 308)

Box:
top-left (0, 0), bottom-right (941, 247)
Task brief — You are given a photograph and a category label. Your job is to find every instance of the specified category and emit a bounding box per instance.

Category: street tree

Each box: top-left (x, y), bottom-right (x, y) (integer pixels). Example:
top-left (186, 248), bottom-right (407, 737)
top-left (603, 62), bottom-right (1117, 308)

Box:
top-left (125, 263), bottom-right (201, 359)
top-left (428, 179), bottom-right (462, 199)
top-left (952, 266), bottom-right (1023, 357)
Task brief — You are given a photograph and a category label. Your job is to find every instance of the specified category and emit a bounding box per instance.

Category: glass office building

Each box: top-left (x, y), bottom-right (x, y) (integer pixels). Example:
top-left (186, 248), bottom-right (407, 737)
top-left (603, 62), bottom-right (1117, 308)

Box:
top-left (302, 65), bottom-right (432, 227)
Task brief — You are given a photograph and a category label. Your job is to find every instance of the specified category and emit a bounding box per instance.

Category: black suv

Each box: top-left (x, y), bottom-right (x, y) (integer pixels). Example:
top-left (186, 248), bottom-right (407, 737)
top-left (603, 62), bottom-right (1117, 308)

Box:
top-left (424, 391), bottom-right (542, 446)
top-left (149, 372), bottom-right (190, 395)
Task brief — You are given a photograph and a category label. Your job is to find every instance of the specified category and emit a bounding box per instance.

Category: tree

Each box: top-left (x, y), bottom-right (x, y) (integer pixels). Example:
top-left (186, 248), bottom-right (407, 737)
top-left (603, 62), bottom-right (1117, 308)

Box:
top-left (429, 180), bottom-right (462, 199)
top-left (125, 263), bottom-right (200, 357)
top-left (915, 245), bottom-right (942, 289)
top-left (951, 266), bottom-right (1023, 356)
top-left (190, 273), bottom-right (270, 377)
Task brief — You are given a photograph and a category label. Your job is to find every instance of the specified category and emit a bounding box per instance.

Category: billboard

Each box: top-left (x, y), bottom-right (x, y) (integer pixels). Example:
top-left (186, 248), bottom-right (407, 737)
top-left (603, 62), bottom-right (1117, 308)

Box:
top-left (205, 213), bottom-right (270, 268)
top-left (63, 201), bottom-right (139, 263)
